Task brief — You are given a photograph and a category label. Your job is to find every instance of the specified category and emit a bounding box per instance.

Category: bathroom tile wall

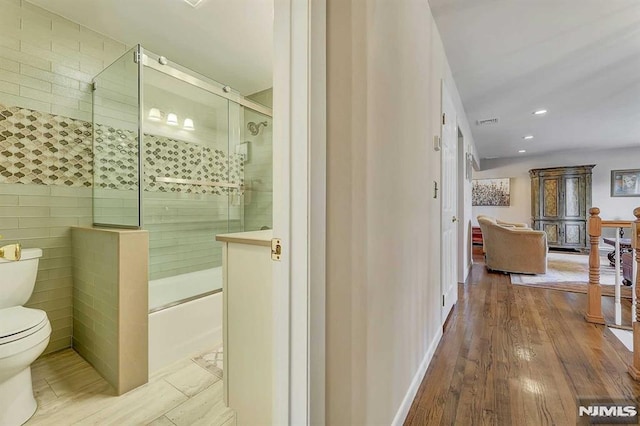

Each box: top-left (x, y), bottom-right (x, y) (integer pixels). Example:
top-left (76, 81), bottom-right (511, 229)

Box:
top-left (242, 96), bottom-right (273, 231)
top-left (71, 228), bottom-right (119, 385)
top-left (145, 193), bottom-right (242, 281)
top-left (0, 0), bottom-right (258, 353)
top-left (0, 183), bottom-right (91, 352)
top-left (0, 0), bottom-right (128, 354)
top-left (0, 0), bottom-right (129, 122)
top-left (72, 227), bottom-right (148, 395)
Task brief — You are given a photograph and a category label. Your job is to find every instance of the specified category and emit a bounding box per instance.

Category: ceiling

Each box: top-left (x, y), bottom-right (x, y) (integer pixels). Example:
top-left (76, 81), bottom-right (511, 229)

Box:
top-left (429, 0), bottom-right (640, 160)
top-left (29, 0), bottom-right (273, 95)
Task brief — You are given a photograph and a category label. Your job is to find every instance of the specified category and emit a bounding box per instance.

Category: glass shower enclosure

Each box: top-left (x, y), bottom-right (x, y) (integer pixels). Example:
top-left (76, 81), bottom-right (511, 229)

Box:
top-left (92, 45), bottom-right (273, 312)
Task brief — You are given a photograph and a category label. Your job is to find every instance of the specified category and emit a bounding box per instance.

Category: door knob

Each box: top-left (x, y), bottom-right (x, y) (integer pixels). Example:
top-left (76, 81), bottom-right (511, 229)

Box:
top-left (452, 216), bottom-right (458, 223)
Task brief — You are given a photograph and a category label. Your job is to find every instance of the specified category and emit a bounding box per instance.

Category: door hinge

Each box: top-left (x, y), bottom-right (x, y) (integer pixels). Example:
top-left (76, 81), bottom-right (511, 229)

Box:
top-left (91, 81), bottom-right (97, 91)
top-left (442, 295), bottom-right (445, 306)
top-left (271, 238), bottom-right (282, 261)
top-left (442, 113), bottom-right (446, 125)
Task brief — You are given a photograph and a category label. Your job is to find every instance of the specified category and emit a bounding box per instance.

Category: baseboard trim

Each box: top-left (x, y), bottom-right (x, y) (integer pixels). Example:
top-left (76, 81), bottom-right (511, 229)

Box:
top-left (391, 327), bottom-right (444, 426)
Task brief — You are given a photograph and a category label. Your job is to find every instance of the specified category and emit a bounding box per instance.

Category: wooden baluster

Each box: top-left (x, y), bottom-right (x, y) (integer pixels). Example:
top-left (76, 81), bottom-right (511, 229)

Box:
top-left (629, 207), bottom-right (640, 380)
top-left (585, 207), bottom-right (605, 324)
top-left (615, 227), bottom-right (622, 325)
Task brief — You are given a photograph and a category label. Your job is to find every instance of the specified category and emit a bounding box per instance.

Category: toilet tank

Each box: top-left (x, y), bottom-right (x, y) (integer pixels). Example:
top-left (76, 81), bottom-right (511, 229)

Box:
top-left (0, 248), bottom-right (43, 309)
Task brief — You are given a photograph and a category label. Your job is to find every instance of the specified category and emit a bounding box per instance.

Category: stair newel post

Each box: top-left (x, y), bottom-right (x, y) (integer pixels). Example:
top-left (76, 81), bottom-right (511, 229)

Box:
top-left (628, 207), bottom-right (640, 380)
top-left (585, 207), bottom-right (605, 324)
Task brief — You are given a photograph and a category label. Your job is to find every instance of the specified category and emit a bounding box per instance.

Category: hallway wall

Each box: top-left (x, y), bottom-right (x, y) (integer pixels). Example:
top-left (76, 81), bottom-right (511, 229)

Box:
top-left (326, 0), bottom-right (476, 423)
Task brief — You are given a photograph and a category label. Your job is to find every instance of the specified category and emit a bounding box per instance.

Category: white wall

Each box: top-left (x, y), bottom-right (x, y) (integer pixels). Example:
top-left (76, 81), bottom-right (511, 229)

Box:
top-left (473, 147), bottom-right (640, 236)
top-left (326, 0), bottom-right (476, 423)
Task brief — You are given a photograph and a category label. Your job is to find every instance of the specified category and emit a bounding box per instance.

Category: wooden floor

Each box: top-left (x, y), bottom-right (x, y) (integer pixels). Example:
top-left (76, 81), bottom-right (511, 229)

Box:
top-left (405, 254), bottom-right (640, 426)
top-left (25, 349), bottom-right (234, 426)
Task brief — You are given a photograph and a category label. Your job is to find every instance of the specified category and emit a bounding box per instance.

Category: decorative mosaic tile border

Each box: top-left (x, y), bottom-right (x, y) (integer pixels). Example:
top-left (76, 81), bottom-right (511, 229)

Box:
top-left (143, 135), bottom-right (244, 195)
top-left (0, 103), bottom-right (244, 194)
top-left (94, 127), bottom-right (244, 195)
top-left (0, 104), bottom-right (93, 187)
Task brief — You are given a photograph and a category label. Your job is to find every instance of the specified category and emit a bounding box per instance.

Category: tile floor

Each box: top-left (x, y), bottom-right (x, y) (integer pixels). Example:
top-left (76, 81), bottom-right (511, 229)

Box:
top-left (25, 348), bottom-right (234, 426)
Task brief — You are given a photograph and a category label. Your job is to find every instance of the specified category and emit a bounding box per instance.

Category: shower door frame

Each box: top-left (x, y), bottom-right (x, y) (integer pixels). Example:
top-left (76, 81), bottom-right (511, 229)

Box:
top-left (142, 51), bottom-right (273, 118)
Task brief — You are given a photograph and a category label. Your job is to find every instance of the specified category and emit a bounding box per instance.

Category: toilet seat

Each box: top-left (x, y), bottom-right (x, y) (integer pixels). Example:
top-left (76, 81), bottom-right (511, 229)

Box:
top-left (0, 307), bottom-right (49, 352)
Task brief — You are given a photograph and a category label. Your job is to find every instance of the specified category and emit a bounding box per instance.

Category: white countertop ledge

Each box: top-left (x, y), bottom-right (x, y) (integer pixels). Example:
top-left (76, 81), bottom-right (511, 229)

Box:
top-left (215, 230), bottom-right (273, 247)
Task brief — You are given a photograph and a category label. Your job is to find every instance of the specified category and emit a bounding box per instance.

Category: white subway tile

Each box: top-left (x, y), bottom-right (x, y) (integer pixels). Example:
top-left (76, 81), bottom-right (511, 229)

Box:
top-left (103, 40), bottom-right (127, 61)
top-left (0, 91), bottom-right (49, 111)
top-left (79, 40), bottom-right (103, 59)
top-left (51, 18), bottom-right (80, 38)
top-left (19, 195), bottom-right (79, 207)
top-left (49, 104), bottom-right (90, 121)
top-left (20, 63), bottom-right (79, 90)
top-left (19, 216), bottom-right (79, 228)
top-left (52, 83), bottom-right (90, 102)
top-left (21, 41), bottom-right (79, 70)
top-left (0, 57), bottom-right (20, 73)
top-left (51, 63), bottom-right (92, 83)
top-left (0, 80), bottom-right (19, 95)
top-left (0, 45), bottom-right (50, 71)
top-left (20, 86), bottom-right (77, 108)
top-left (0, 217), bottom-right (19, 228)
top-left (50, 207), bottom-right (91, 217)
top-left (0, 0), bottom-right (21, 8)
top-left (0, 67), bottom-right (52, 92)
top-left (0, 205), bottom-right (49, 217)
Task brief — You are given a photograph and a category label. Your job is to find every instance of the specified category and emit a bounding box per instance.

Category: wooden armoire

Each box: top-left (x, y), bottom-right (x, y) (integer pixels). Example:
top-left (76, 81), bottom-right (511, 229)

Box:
top-left (529, 165), bottom-right (595, 251)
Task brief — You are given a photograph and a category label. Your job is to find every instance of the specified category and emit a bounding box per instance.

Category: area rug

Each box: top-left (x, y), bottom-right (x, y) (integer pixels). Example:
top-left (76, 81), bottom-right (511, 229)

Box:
top-left (510, 252), bottom-right (632, 298)
top-left (192, 345), bottom-right (223, 379)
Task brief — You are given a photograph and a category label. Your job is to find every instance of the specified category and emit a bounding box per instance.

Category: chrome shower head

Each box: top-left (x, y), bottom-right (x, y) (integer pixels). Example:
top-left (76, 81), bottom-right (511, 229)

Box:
top-left (247, 121), bottom-right (268, 136)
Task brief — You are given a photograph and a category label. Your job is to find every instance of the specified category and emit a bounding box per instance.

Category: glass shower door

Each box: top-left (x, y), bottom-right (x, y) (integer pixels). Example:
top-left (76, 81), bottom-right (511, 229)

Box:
top-left (238, 106), bottom-right (272, 231)
top-left (92, 46), bottom-right (141, 227)
top-left (142, 66), bottom-right (234, 311)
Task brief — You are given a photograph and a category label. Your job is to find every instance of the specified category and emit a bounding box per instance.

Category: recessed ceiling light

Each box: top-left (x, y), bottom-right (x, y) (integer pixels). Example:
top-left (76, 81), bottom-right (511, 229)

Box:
top-left (523, 135), bottom-right (534, 140)
top-left (182, 0), bottom-right (204, 7)
top-left (519, 150), bottom-right (526, 153)
top-left (533, 109), bottom-right (547, 115)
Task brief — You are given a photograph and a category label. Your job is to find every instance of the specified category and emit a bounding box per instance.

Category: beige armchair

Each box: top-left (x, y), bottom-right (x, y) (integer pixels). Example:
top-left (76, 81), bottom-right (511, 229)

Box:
top-left (477, 215), bottom-right (548, 274)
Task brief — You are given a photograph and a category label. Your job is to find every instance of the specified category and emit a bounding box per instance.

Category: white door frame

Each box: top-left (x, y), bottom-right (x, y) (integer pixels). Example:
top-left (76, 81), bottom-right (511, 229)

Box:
top-left (440, 80), bottom-right (458, 323)
top-left (273, 0), bottom-right (326, 424)
top-left (456, 128), bottom-right (468, 284)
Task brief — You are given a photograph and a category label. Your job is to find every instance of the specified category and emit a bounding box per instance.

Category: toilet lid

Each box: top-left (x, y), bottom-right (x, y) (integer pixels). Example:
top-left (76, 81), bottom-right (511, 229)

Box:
top-left (0, 307), bottom-right (48, 345)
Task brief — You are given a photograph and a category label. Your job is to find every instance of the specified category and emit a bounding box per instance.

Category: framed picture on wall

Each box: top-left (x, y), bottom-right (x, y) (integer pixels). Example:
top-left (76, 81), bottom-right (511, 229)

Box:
top-left (472, 178), bottom-right (510, 206)
top-left (611, 169), bottom-right (640, 197)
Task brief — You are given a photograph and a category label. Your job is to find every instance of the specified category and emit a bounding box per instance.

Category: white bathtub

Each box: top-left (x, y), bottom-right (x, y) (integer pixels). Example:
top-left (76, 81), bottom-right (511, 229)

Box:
top-left (149, 267), bottom-right (222, 311)
top-left (148, 268), bottom-right (223, 373)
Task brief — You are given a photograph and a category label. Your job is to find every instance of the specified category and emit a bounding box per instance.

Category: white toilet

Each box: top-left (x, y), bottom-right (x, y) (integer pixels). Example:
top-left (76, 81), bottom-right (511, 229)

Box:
top-left (0, 248), bottom-right (52, 426)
